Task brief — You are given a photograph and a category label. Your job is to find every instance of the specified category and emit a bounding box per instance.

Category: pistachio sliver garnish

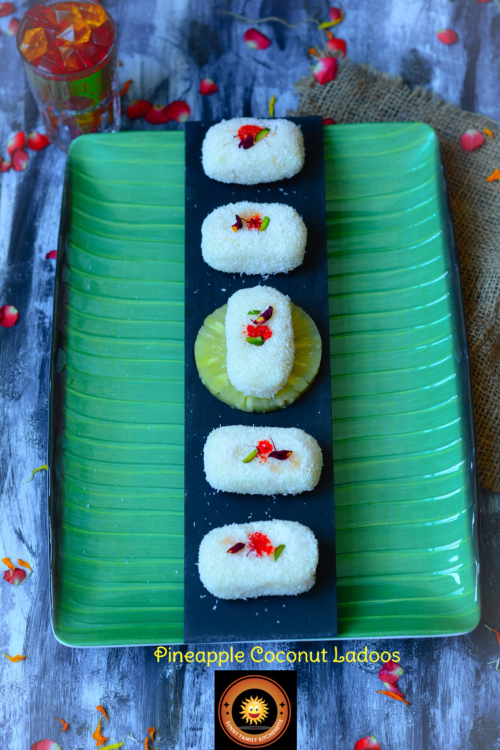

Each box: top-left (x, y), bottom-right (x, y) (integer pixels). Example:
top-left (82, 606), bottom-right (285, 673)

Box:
top-left (246, 336), bottom-right (265, 346)
top-left (242, 448), bottom-right (258, 463)
top-left (228, 542), bottom-right (246, 554)
top-left (247, 310), bottom-right (261, 315)
top-left (274, 544), bottom-right (285, 561)
top-left (255, 128), bottom-right (270, 142)
top-left (259, 216), bottom-right (270, 231)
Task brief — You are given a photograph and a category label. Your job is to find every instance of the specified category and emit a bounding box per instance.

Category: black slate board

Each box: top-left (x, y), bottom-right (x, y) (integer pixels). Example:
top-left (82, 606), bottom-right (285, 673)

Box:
top-left (184, 116), bottom-right (336, 642)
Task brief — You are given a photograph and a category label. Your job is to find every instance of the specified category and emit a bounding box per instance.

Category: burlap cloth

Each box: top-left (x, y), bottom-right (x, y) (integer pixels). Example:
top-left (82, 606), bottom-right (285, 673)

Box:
top-left (293, 59), bottom-right (500, 492)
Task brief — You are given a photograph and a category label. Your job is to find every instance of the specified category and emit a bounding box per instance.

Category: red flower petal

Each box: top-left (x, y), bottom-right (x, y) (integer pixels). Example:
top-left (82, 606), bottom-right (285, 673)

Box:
top-left (6, 16), bottom-right (19, 35)
top-left (313, 57), bottom-right (338, 85)
top-left (27, 131), bottom-right (50, 151)
top-left (200, 77), bottom-right (218, 95)
top-left (329, 7), bottom-right (345, 23)
top-left (437, 29), bottom-right (458, 44)
top-left (323, 118), bottom-right (336, 125)
top-left (3, 568), bottom-right (27, 585)
top-left (326, 37), bottom-right (346, 58)
top-left (31, 743), bottom-right (62, 750)
top-left (0, 158), bottom-right (11, 172)
top-left (378, 659), bottom-right (404, 683)
top-left (126, 99), bottom-right (153, 119)
top-left (354, 738), bottom-right (380, 750)
top-left (12, 148), bottom-right (29, 171)
top-left (0, 2), bottom-right (15, 17)
top-left (0, 305), bottom-right (19, 327)
top-left (45, 250), bottom-right (57, 259)
top-left (145, 104), bottom-right (171, 124)
top-left (7, 131), bottom-right (25, 156)
top-left (382, 680), bottom-right (405, 698)
top-left (460, 128), bottom-right (485, 151)
top-left (243, 28), bottom-right (271, 50)
top-left (165, 100), bottom-right (191, 122)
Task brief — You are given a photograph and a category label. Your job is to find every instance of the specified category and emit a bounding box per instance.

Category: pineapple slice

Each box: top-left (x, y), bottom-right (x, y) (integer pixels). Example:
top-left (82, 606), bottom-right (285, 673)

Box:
top-left (194, 303), bottom-right (322, 412)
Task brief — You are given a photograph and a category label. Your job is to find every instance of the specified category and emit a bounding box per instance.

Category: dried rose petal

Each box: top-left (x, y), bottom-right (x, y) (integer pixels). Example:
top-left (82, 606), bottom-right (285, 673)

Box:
top-left (0, 305), bottom-right (19, 327)
top-left (6, 16), bottom-right (19, 35)
top-left (382, 680), bottom-right (405, 698)
top-left (378, 659), bottom-right (404, 683)
top-left (45, 250), bottom-right (57, 259)
top-left (3, 567), bottom-right (27, 585)
top-left (200, 77), bottom-right (218, 95)
top-left (239, 134), bottom-right (254, 149)
top-left (232, 214), bottom-right (243, 232)
top-left (126, 99), bottom-right (153, 119)
top-left (313, 57), bottom-right (338, 85)
top-left (354, 738), bottom-right (380, 750)
top-left (12, 148), bottom-right (29, 171)
top-left (7, 131), bottom-right (25, 156)
top-left (252, 306), bottom-right (273, 324)
top-left (0, 158), bottom-right (11, 172)
top-left (326, 37), bottom-right (347, 58)
top-left (437, 29), bottom-right (458, 44)
top-left (27, 131), bottom-right (50, 151)
top-left (31, 742), bottom-right (62, 750)
top-left (269, 450), bottom-right (292, 460)
top-left (243, 28), bottom-right (271, 50)
top-left (165, 100), bottom-right (190, 122)
top-left (145, 104), bottom-right (170, 125)
top-left (329, 7), bottom-right (345, 24)
top-left (0, 2), bottom-right (15, 17)
top-left (227, 542), bottom-right (245, 554)
top-left (460, 129), bottom-right (484, 151)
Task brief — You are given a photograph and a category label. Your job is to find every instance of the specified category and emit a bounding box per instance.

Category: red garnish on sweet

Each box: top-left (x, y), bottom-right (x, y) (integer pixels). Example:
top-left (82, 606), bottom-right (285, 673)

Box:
top-left (246, 324), bottom-right (272, 340)
top-left (238, 125), bottom-right (263, 140)
top-left (227, 542), bottom-right (245, 554)
top-left (313, 57), bottom-right (338, 85)
top-left (0, 2), bottom-right (15, 17)
top-left (126, 100), bottom-right (153, 119)
top-left (0, 305), bottom-right (19, 327)
top-left (437, 29), bottom-right (458, 44)
top-left (269, 450), bottom-right (292, 460)
top-left (200, 77), bottom-right (218, 95)
top-left (7, 16), bottom-right (19, 35)
top-left (27, 131), bottom-right (50, 151)
top-left (165, 100), bottom-right (190, 122)
top-left (257, 440), bottom-right (273, 455)
top-left (7, 131), bottom-right (25, 156)
top-left (12, 149), bottom-right (29, 171)
top-left (145, 104), bottom-right (170, 124)
top-left (243, 28), bottom-right (271, 50)
top-left (354, 738), bottom-right (380, 750)
top-left (247, 532), bottom-right (274, 557)
top-left (46, 250), bottom-right (57, 259)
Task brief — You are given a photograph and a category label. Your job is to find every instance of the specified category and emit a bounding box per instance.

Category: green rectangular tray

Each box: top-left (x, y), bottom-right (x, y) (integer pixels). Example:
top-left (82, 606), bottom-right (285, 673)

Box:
top-left (49, 123), bottom-right (480, 647)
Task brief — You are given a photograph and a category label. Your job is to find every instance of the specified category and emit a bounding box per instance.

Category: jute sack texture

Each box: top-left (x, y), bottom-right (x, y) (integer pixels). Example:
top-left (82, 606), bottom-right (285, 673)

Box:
top-left (294, 59), bottom-right (500, 492)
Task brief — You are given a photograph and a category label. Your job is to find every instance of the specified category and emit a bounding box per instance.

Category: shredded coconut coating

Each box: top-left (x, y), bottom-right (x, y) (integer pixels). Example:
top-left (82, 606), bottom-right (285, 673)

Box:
top-left (201, 202), bottom-right (307, 275)
top-left (225, 285), bottom-right (294, 398)
top-left (204, 426), bottom-right (322, 495)
top-left (201, 118), bottom-right (305, 185)
top-left (198, 519), bottom-right (318, 599)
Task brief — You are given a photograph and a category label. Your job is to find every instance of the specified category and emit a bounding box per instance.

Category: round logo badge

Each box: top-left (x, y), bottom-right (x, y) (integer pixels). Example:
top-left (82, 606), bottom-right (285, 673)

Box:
top-left (217, 674), bottom-right (291, 746)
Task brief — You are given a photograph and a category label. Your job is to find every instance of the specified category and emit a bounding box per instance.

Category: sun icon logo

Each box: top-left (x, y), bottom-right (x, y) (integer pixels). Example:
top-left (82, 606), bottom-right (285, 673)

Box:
top-left (239, 695), bottom-right (269, 725)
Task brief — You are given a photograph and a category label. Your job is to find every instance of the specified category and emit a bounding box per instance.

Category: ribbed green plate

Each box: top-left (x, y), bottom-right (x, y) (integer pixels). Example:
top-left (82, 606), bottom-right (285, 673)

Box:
top-left (50, 124), bottom-right (479, 647)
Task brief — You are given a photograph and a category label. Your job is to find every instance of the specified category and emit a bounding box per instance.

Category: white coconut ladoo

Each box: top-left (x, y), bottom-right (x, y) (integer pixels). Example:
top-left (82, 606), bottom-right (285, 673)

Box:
top-left (201, 202), bottom-right (307, 275)
top-left (225, 285), bottom-right (294, 399)
top-left (201, 118), bottom-right (305, 185)
top-left (204, 426), bottom-right (322, 495)
top-left (198, 519), bottom-right (318, 599)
